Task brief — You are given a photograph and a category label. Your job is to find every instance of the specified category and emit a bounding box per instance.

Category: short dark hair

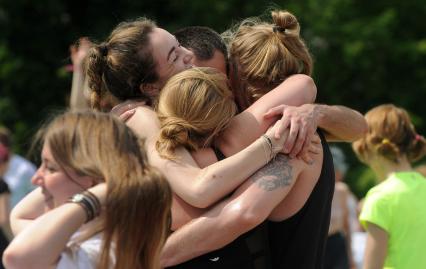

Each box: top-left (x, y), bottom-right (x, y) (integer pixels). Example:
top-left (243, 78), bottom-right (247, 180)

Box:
top-left (174, 26), bottom-right (229, 74)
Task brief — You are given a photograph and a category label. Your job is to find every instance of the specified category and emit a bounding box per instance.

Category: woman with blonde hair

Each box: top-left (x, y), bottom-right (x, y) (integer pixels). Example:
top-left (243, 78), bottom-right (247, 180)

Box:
top-left (225, 10), bottom-right (313, 111)
top-left (3, 111), bottom-right (172, 269)
top-left (155, 65), bottom-right (324, 269)
top-left (156, 67), bottom-right (238, 159)
top-left (353, 104), bottom-right (426, 269)
top-left (160, 10), bottom-right (361, 269)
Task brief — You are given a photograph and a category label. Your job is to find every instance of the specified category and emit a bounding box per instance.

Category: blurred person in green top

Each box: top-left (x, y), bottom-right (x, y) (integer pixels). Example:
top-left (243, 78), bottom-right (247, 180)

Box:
top-left (352, 104), bottom-right (426, 269)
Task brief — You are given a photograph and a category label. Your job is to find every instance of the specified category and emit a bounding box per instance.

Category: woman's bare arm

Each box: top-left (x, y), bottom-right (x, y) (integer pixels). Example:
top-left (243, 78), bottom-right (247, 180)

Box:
top-left (9, 188), bottom-right (46, 235)
top-left (218, 74), bottom-right (317, 156)
top-left (4, 184), bottom-right (106, 269)
top-left (126, 107), bottom-right (289, 208)
top-left (363, 222), bottom-right (388, 269)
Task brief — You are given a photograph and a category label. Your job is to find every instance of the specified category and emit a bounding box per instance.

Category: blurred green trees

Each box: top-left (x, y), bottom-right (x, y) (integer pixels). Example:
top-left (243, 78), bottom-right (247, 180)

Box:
top-left (0, 0), bottom-right (425, 196)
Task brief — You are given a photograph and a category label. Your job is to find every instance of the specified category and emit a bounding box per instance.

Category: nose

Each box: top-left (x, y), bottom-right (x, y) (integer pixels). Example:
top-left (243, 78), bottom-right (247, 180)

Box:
top-left (181, 46), bottom-right (194, 65)
top-left (31, 167), bottom-right (44, 186)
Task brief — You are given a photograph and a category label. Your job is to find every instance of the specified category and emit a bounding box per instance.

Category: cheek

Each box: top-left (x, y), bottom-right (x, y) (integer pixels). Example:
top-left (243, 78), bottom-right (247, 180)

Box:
top-left (175, 61), bottom-right (188, 73)
top-left (45, 176), bottom-right (78, 203)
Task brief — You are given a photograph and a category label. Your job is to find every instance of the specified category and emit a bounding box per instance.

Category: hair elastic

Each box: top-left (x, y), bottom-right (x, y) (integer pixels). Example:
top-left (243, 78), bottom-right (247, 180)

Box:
top-left (273, 25), bottom-right (286, 33)
top-left (381, 138), bottom-right (390, 145)
top-left (98, 43), bottom-right (108, 57)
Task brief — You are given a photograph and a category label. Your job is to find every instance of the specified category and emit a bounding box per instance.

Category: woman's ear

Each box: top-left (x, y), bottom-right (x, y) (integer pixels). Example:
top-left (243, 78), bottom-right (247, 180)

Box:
top-left (78, 175), bottom-right (101, 189)
top-left (91, 177), bottom-right (104, 187)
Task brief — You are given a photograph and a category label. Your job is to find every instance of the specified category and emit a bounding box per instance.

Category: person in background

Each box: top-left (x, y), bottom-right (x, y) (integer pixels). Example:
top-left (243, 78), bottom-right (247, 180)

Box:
top-left (324, 146), bottom-right (356, 269)
top-left (3, 111), bottom-right (172, 269)
top-left (350, 198), bottom-right (367, 269)
top-left (0, 127), bottom-right (36, 209)
top-left (352, 104), bottom-right (426, 269)
top-left (69, 37), bottom-right (92, 110)
top-left (0, 130), bottom-right (11, 269)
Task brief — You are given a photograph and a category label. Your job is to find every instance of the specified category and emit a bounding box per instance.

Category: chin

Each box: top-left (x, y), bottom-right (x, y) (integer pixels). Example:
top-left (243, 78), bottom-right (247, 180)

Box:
top-left (42, 193), bottom-right (56, 210)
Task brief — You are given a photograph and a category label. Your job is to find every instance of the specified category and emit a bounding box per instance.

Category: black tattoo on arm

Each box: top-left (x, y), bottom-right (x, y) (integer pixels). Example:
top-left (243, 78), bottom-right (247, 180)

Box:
top-left (251, 154), bottom-right (293, 191)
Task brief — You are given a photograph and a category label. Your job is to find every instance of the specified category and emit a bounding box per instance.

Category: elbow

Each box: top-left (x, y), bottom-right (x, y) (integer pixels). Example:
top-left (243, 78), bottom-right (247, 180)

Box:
top-left (292, 74), bottom-right (317, 103)
top-left (303, 76), bottom-right (317, 103)
top-left (232, 202), bottom-right (266, 231)
top-left (350, 114), bottom-right (368, 142)
top-left (190, 187), bottom-right (215, 209)
top-left (179, 186), bottom-right (213, 209)
top-left (3, 246), bottom-right (30, 269)
top-left (189, 177), bottom-right (225, 209)
top-left (359, 118), bottom-right (368, 138)
top-left (239, 211), bottom-right (263, 231)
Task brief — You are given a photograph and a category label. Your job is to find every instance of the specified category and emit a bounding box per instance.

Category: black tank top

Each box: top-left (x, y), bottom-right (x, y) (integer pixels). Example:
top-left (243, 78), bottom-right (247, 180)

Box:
top-left (167, 148), bottom-right (270, 269)
top-left (268, 129), bottom-right (335, 269)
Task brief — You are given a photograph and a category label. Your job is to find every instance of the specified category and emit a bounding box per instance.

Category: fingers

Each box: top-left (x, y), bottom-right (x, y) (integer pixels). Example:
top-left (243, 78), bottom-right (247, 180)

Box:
top-left (118, 109), bottom-right (136, 122)
top-left (300, 153), bottom-right (314, 165)
top-left (275, 116), bottom-right (290, 139)
top-left (79, 37), bottom-right (91, 48)
top-left (284, 118), bottom-right (300, 154)
top-left (312, 133), bottom-right (321, 144)
top-left (289, 123), bottom-right (308, 158)
top-left (308, 142), bottom-right (322, 154)
top-left (70, 44), bottom-right (77, 55)
top-left (297, 130), bottom-right (314, 158)
top-left (296, 133), bottom-right (322, 163)
top-left (264, 105), bottom-right (286, 119)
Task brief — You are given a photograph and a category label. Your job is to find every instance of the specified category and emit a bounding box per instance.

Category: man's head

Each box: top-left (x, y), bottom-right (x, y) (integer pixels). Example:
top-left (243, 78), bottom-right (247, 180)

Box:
top-left (174, 26), bottom-right (228, 76)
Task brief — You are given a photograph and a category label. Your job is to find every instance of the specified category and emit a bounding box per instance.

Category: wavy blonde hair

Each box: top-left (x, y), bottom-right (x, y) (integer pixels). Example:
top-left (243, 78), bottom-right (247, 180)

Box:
top-left (353, 104), bottom-right (426, 164)
top-left (224, 10), bottom-right (312, 109)
top-left (38, 111), bottom-right (172, 269)
top-left (156, 67), bottom-right (237, 159)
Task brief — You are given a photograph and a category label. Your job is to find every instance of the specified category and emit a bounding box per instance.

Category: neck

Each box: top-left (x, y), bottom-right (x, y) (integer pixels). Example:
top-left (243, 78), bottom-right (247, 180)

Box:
top-left (369, 155), bottom-right (413, 181)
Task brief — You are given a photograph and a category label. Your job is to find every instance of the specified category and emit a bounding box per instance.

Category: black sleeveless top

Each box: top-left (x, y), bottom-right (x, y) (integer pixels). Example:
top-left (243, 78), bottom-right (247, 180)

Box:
top-left (268, 129), bottom-right (335, 269)
top-left (167, 148), bottom-right (270, 269)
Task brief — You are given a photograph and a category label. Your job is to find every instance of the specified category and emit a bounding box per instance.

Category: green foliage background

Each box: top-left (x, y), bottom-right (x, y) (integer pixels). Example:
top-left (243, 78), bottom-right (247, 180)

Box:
top-left (1, 0), bottom-right (425, 197)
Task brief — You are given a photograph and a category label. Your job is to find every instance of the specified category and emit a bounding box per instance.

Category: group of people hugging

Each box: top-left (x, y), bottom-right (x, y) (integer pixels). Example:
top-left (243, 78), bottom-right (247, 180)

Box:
top-left (3, 7), bottom-right (426, 269)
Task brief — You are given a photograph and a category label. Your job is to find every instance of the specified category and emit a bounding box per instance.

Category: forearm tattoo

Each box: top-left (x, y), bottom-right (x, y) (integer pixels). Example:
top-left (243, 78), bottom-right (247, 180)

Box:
top-left (251, 154), bottom-right (293, 191)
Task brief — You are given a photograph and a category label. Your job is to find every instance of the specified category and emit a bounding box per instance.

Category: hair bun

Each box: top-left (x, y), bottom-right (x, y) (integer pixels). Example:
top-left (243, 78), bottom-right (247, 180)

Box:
top-left (160, 120), bottom-right (190, 146)
top-left (271, 10), bottom-right (300, 34)
top-left (156, 117), bottom-right (198, 159)
top-left (273, 26), bottom-right (286, 33)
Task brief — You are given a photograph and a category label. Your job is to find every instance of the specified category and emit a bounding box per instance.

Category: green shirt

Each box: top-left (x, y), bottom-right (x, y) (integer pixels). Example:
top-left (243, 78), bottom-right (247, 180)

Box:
top-left (360, 172), bottom-right (426, 269)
